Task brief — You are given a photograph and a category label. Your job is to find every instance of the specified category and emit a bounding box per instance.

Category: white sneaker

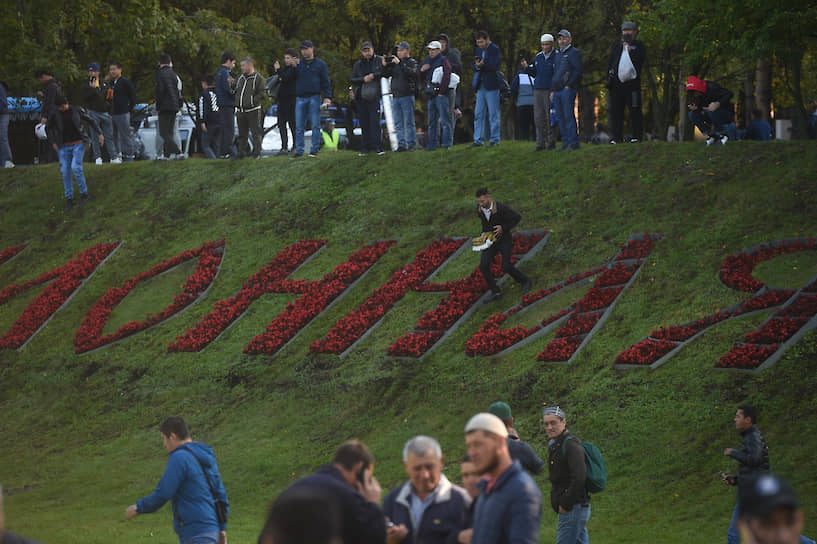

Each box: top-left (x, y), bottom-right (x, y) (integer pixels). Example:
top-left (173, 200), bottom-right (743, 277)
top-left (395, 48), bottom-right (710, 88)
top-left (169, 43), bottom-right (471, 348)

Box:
top-left (111, 157), bottom-right (123, 164)
top-left (4, 161), bottom-right (14, 168)
top-left (719, 135), bottom-right (729, 146)
top-left (95, 157), bottom-right (103, 165)
top-left (704, 136), bottom-right (716, 146)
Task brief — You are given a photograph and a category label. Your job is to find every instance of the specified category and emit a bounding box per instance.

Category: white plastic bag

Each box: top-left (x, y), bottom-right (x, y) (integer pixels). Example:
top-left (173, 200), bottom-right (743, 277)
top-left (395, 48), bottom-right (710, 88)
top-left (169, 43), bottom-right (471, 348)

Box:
top-left (432, 67), bottom-right (460, 89)
top-left (618, 46), bottom-right (637, 82)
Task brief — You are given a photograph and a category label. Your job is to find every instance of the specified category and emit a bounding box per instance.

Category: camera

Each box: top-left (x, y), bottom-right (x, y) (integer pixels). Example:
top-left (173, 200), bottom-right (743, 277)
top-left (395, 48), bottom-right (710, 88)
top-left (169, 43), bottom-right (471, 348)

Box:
top-left (622, 33), bottom-right (633, 44)
top-left (384, 55), bottom-right (395, 63)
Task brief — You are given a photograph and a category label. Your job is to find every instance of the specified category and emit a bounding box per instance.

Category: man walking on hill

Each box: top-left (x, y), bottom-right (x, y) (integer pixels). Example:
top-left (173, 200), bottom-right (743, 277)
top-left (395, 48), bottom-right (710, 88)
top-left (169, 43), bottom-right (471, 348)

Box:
top-left (543, 405), bottom-right (591, 544)
top-left (351, 41), bottom-right (384, 155)
top-left (488, 401), bottom-right (545, 474)
top-left (126, 416), bottom-right (229, 544)
top-left (294, 40), bottom-right (332, 157)
top-left (233, 57), bottom-right (266, 159)
top-left (216, 52), bottom-right (237, 158)
top-left (155, 54), bottom-right (183, 160)
top-left (474, 188), bottom-right (532, 303)
top-left (551, 30), bottom-right (583, 151)
top-left (606, 22), bottom-right (646, 144)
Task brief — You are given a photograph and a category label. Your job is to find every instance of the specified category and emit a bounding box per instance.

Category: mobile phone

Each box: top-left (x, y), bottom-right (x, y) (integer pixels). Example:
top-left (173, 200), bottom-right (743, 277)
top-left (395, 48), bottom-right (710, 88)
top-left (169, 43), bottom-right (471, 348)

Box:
top-left (357, 465), bottom-right (367, 484)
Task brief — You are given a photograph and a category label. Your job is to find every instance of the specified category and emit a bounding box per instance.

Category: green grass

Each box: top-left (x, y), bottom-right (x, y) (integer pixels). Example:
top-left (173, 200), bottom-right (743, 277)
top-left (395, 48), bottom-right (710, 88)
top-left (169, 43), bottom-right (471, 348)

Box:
top-left (1, 141), bottom-right (816, 543)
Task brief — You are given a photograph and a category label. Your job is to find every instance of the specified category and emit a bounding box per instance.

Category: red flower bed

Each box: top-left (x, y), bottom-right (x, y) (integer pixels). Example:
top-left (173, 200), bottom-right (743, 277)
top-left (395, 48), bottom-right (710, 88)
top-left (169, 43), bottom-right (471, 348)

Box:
top-left (716, 344), bottom-right (779, 369)
top-left (779, 294), bottom-right (817, 317)
top-left (574, 287), bottom-right (623, 312)
top-left (719, 238), bottom-right (817, 293)
top-left (744, 317), bottom-right (809, 345)
top-left (537, 336), bottom-right (583, 362)
top-left (740, 289), bottom-right (795, 311)
top-left (650, 324), bottom-right (700, 342)
top-left (74, 240), bottom-right (225, 353)
top-left (0, 244), bottom-right (27, 266)
top-left (595, 263), bottom-right (637, 288)
top-left (555, 312), bottom-right (601, 337)
top-left (388, 330), bottom-right (444, 357)
top-left (616, 235), bottom-right (661, 260)
top-left (0, 242), bottom-right (120, 349)
top-left (614, 338), bottom-right (678, 365)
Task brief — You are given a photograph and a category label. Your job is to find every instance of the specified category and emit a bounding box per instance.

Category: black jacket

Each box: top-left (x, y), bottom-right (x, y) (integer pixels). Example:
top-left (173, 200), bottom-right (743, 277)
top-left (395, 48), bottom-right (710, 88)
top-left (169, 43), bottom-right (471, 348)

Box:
top-left (688, 80), bottom-right (733, 112)
top-left (351, 56), bottom-right (383, 102)
top-left (508, 437), bottom-right (545, 475)
top-left (607, 39), bottom-right (646, 86)
top-left (41, 77), bottom-right (63, 120)
top-left (46, 106), bottom-right (101, 146)
top-left (729, 425), bottom-right (770, 488)
top-left (547, 431), bottom-right (588, 513)
top-left (111, 76), bottom-right (137, 115)
top-left (276, 64), bottom-right (297, 101)
top-left (384, 56), bottom-right (418, 98)
top-left (155, 65), bottom-right (181, 113)
top-left (82, 79), bottom-right (109, 113)
top-left (477, 200), bottom-right (521, 235)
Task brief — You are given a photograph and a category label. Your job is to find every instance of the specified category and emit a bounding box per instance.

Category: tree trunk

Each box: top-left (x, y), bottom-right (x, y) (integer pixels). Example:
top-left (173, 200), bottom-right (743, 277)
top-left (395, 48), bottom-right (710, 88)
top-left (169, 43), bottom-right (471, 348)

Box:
top-left (578, 86), bottom-right (595, 142)
top-left (755, 58), bottom-right (772, 122)
top-left (678, 62), bottom-right (686, 141)
top-left (742, 70), bottom-right (755, 127)
top-left (786, 49), bottom-right (808, 139)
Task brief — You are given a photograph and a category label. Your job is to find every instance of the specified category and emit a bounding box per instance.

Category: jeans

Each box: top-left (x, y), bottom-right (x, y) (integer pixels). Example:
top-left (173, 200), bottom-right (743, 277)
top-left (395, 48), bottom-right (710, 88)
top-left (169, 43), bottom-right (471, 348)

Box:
top-left (358, 99), bottom-right (382, 153)
top-left (179, 531), bottom-right (220, 544)
top-left (554, 87), bottom-right (579, 147)
top-left (86, 110), bottom-right (116, 160)
top-left (426, 94), bottom-right (452, 150)
top-left (393, 95), bottom-right (416, 149)
top-left (112, 112), bottom-right (133, 159)
top-left (158, 112), bottom-right (181, 157)
top-left (219, 106), bottom-right (235, 156)
top-left (609, 81), bottom-right (642, 141)
top-left (278, 97), bottom-right (295, 151)
top-left (57, 142), bottom-right (88, 199)
top-left (727, 502), bottom-right (740, 544)
top-left (295, 94), bottom-right (321, 155)
top-left (688, 107), bottom-right (734, 137)
top-left (237, 109), bottom-right (263, 158)
top-left (516, 104), bottom-right (534, 141)
top-left (0, 113), bottom-right (12, 165)
top-left (533, 88), bottom-right (553, 148)
top-left (479, 233), bottom-right (528, 292)
top-left (473, 88), bottom-right (500, 144)
top-left (200, 124), bottom-right (221, 159)
top-left (556, 503), bottom-right (591, 544)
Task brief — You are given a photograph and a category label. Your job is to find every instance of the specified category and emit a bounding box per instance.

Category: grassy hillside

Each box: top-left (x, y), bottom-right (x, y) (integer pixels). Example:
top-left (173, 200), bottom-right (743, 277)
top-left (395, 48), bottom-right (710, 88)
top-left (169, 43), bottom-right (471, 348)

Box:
top-left (1, 141), bottom-right (816, 544)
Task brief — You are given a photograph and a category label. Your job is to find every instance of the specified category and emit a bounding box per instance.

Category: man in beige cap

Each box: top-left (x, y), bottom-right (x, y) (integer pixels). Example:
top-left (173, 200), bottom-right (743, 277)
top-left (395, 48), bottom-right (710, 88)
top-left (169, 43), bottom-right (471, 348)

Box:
top-left (526, 33), bottom-right (557, 151)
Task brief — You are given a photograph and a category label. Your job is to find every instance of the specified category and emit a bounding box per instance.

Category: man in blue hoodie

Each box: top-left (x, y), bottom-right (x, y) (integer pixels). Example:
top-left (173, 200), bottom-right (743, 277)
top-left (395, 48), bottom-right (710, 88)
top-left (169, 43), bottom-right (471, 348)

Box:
top-left (470, 30), bottom-right (502, 147)
top-left (551, 29), bottom-right (583, 151)
top-left (527, 34), bottom-right (557, 151)
top-left (126, 416), bottom-right (229, 544)
top-left (294, 40), bottom-right (333, 157)
top-left (215, 52), bottom-right (237, 158)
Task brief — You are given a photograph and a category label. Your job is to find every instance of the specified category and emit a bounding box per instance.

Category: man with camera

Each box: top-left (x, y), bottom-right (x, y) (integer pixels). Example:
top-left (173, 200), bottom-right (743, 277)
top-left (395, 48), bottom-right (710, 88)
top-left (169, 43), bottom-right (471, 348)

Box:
top-left (383, 42), bottom-right (418, 152)
top-left (126, 416), bottom-right (229, 544)
top-left (82, 62), bottom-right (117, 164)
top-left (470, 30), bottom-right (501, 148)
top-left (419, 41), bottom-right (453, 151)
top-left (351, 41), bottom-right (384, 155)
top-left (606, 22), bottom-right (646, 144)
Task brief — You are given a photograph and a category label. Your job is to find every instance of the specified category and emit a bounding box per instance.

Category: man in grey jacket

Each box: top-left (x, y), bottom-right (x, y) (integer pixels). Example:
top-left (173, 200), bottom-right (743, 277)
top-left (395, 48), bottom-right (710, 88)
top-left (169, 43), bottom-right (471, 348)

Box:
top-left (233, 57), bottom-right (266, 159)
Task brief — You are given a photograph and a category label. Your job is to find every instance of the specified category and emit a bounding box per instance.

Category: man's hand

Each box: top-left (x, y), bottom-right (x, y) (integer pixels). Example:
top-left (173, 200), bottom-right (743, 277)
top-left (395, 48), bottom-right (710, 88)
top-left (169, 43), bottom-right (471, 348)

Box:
top-left (41, 117), bottom-right (48, 125)
top-left (200, 123), bottom-right (207, 133)
top-left (420, 63), bottom-right (430, 73)
top-left (52, 143), bottom-right (59, 152)
top-left (355, 466), bottom-right (382, 504)
top-left (688, 103), bottom-right (698, 111)
top-left (457, 529), bottom-right (473, 544)
top-left (493, 225), bottom-right (503, 237)
top-left (706, 101), bottom-right (720, 112)
top-left (724, 448), bottom-right (734, 456)
top-left (558, 505), bottom-right (570, 514)
top-left (273, 60), bottom-right (280, 71)
top-left (475, 58), bottom-right (484, 69)
top-left (98, 134), bottom-right (105, 145)
top-left (218, 531), bottom-right (227, 544)
top-left (126, 505), bottom-right (139, 519)
top-left (386, 523), bottom-right (408, 544)
top-left (322, 98), bottom-right (332, 106)
top-left (549, 91), bottom-right (554, 101)
top-left (455, 108), bottom-right (462, 119)
top-left (391, 56), bottom-right (400, 65)
top-left (364, 74), bottom-right (374, 83)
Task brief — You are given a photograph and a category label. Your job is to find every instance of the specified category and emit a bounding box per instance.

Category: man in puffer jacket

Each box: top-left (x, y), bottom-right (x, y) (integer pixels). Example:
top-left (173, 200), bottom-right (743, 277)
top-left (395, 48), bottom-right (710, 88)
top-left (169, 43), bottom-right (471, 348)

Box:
top-left (233, 57), bottom-right (266, 159)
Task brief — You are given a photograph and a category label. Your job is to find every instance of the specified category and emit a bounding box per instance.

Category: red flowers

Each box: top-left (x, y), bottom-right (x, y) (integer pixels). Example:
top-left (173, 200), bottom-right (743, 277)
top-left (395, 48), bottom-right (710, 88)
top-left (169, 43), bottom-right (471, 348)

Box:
top-left (719, 238), bottom-right (817, 293)
top-left (0, 244), bottom-right (28, 266)
top-left (1, 242), bottom-right (120, 350)
top-left (615, 338), bottom-right (678, 365)
top-left (74, 240), bottom-right (225, 353)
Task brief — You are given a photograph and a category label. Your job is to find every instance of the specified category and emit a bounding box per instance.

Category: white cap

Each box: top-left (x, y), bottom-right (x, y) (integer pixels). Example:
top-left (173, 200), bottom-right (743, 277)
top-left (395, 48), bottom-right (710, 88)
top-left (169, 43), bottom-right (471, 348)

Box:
top-left (465, 413), bottom-right (509, 438)
top-left (427, 40), bottom-right (442, 50)
top-left (540, 33), bottom-right (554, 43)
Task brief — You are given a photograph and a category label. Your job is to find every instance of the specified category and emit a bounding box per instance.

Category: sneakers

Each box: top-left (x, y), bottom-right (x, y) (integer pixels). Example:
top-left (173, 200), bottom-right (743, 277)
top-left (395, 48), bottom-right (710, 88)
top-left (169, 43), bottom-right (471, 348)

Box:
top-left (376, 150), bottom-right (386, 155)
top-left (704, 135), bottom-right (728, 146)
top-left (275, 149), bottom-right (289, 156)
top-left (78, 193), bottom-right (91, 208)
top-left (629, 138), bottom-right (640, 143)
top-left (95, 157), bottom-right (103, 165)
top-left (483, 291), bottom-right (503, 304)
top-left (292, 152), bottom-right (303, 158)
top-left (487, 141), bottom-right (499, 148)
top-left (111, 157), bottom-right (123, 164)
top-left (64, 198), bottom-right (74, 213)
top-left (467, 143), bottom-right (483, 149)
top-left (719, 134), bottom-right (729, 146)
top-left (609, 140), bottom-right (618, 145)
top-left (155, 156), bottom-right (169, 161)
top-left (5, 160), bottom-right (15, 168)
top-left (308, 152), bottom-right (318, 158)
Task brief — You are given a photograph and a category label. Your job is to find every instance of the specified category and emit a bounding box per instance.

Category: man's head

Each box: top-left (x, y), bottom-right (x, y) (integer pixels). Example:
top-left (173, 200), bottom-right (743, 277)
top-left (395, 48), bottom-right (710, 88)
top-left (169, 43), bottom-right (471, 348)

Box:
top-left (284, 48), bottom-right (298, 66)
top-left (464, 413), bottom-right (509, 475)
top-left (301, 40), bottom-right (315, 60)
top-left (109, 63), bottom-right (123, 79)
top-left (475, 187), bottom-right (491, 209)
top-left (158, 53), bottom-right (172, 67)
top-left (557, 29), bottom-right (572, 49)
top-left (621, 21), bottom-right (638, 43)
top-left (542, 405), bottom-right (567, 439)
top-left (397, 41), bottom-right (410, 59)
top-left (752, 109), bottom-right (763, 121)
top-left (686, 75), bottom-right (707, 95)
top-left (360, 41), bottom-right (374, 60)
top-left (540, 34), bottom-right (554, 54)
top-left (55, 95), bottom-right (70, 112)
top-left (475, 30), bottom-right (490, 49)
top-left (159, 415), bottom-right (190, 452)
top-left (202, 75), bottom-right (215, 89)
top-left (402, 436), bottom-right (443, 498)
top-left (738, 474), bottom-right (805, 544)
top-left (88, 62), bottom-right (101, 79)
top-left (736, 404), bottom-right (758, 430)
top-left (332, 440), bottom-right (374, 488)
top-left (240, 57), bottom-right (255, 75)
top-left (488, 401), bottom-right (514, 429)
top-left (437, 33), bottom-right (450, 52)
top-left (460, 454), bottom-right (482, 499)
top-left (34, 70), bottom-right (52, 84)
top-left (259, 487), bottom-right (341, 544)
top-left (427, 40), bottom-right (442, 59)
top-left (221, 52), bottom-right (237, 69)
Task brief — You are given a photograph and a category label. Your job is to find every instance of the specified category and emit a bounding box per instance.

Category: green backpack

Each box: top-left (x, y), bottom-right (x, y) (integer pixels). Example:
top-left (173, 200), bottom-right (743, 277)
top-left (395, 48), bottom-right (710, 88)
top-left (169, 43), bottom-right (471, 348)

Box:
top-left (561, 434), bottom-right (607, 493)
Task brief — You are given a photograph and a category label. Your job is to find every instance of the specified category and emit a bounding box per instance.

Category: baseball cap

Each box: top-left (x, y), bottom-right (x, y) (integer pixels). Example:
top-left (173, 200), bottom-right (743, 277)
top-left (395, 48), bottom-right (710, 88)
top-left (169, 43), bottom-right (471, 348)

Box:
top-left (300, 40), bottom-right (314, 49)
top-left (488, 402), bottom-right (513, 421)
top-left (558, 29), bottom-right (571, 38)
top-left (397, 41), bottom-right (410, 50)
top-left (686, 75), bottom-right (707, 93)
top-left (427, 40), bottom-right (442, 50)
top-left (360, 41), bottom-right (373, 51)
top-left (739, 474), bottom-right (800, 518)
top-left (88, 62), bottom-right (101, 72)
top-left (621, 21), bottom-right (638, 31)
top-left (465, 413), bottom-right (509, 438)
top-left (541, 34), bottom-right (554, 43)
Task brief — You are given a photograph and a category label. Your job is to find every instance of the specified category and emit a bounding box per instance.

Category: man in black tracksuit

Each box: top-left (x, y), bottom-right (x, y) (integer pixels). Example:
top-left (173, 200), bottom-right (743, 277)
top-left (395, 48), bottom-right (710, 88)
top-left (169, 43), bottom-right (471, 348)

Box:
top-left (475, 188), bottom-right (531, 302)
top-left (606, 21), bottom-right (646, 143)
top-left (723, 404), bottom-right (770, 544)
top-left (351, 41), bottom-right (384, 155)
top-left (155, 54), bottom-right (182, 159)
top-left (273, 48), bottom-right (298, 155)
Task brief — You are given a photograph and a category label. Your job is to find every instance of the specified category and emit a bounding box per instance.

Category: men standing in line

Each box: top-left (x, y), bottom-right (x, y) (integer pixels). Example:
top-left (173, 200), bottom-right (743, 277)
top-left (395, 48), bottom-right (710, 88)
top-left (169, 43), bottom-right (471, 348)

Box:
top-left (686, 75), bottom-right (734, 146)
top-left (606, 22), bottom-right (646, 144)
top-left (383, 41), bottom-right (417, 152)
top-left (382, 436), bottom-right (471, 544)
top-left (474, 188), bottom-right (532, 303)
top-left (82, 62), bottom-right (116, 164)
top-left (420, 41), bottom-right (453, 151)
top-left (294, 40), bottom-right (332, 158)
top-left (108, 63), bottom-right (137, 162)
top-left (551, 30), bottom-right (583, 151)
top-left (155, 54), bottom-right (183, 160)
top-left (438, 33), bottom-right (463, 133)
top-left (511, 59), bottom-right (535, 141)
top-left (233, 57), bottom-right (266, 159)
top-left (465, 413), bottom-right (542, 544)
top-left (283, 440), bottom-right (386, 544)
top-left (527, 34), bottom-right (557, 151)
top-left (543, 405), bottom-right (591, 544)
top-left (488, 401), bottom-right (545, 474)
top-left (126, 416), bottom-right (229, 544)
top-left (351, 41), bottom-right (384, 156)
top-left (470, 30), bottom-right (501, 148)
top-left (198, 75), bottom-right (220, 159)
top-left (722, 404), bottom-right (770, 544)
top-left (216, 52), bottom-right (237, 158)
top-left (272, 48), bottom-right (298, 155)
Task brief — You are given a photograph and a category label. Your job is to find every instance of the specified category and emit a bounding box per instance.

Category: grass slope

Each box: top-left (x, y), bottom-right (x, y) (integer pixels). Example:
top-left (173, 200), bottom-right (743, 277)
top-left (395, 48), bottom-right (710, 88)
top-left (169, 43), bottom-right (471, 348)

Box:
top-left (1, 141), bottom-right (816, 544)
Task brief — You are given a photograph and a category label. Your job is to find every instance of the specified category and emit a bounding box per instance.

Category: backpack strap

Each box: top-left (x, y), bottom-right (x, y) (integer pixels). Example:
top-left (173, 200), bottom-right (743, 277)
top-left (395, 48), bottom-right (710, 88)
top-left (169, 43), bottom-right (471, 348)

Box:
top-left (177, 444), bottom-right (219, 503)
top-left (560, 433), bottom-right (576, 456)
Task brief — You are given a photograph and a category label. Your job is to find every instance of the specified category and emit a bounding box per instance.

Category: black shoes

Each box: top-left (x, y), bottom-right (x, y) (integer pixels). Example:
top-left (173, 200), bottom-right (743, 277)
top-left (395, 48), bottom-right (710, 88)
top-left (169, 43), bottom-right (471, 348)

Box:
top-left (484, 291), bottom-right (503, 304)
top-left (467, 143), bottom-right (483, 149)
top-left (78, 193), bottom-right (91, 208)
top-left (64, 198), bottom-right (74, 213)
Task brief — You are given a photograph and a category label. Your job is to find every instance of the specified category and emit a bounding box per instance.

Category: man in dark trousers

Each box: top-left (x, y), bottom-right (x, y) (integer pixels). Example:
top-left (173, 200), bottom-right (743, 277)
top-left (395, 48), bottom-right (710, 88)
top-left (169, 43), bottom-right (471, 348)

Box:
top-left (527, 34), bottom-right (557, 151)
top-left (233, 57), bottom-right (266, 159)
top-left (198, 75), bottom-right (220, 159)
top-left (475, 188), bottom-right (531, 303)
top-left (722, 404), bottom-right (770, 544)
top-left (686, 75), bottom-right (734, 146)
top-left (282, 440), bottom-right (385, 544)
top-left (607, 22), bottom-right (646, 144)
top-left (155, 54), bottom-right (182, 160)
top-left (543, 405), bottom-right (591, 544)
top-left (272, 48), bottom-right (298, 155)
top-left (351, 41), bottom-right (384, 155)
top-left (216, 52), bottom-right (237, 158)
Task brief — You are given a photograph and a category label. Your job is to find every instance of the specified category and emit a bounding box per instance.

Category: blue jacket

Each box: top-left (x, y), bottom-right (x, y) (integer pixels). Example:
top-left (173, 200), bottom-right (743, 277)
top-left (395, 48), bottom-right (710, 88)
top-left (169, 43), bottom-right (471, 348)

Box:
top-left (745, 119), bottom-right (772, 141)
top-left (471, 461), bottom-right (542, 544)
top-left (552, 45), bottom-right (583, 92)
top-left (382, 475), bottom-right (471, 544)
top-left (296, 57), bottom-right (332, 98)
top-left (526, 50), bottom-right (556, 89)
top-left (136, 442), bottom-right (229, 539)
top-left (472, 42), bottom-right (501, 91)
top-left (511, 72), bottom-right (535, 107)
top-left (0, 83), bottom-right (8, 115)
top-left (216, 65), bottom-right (235, 107)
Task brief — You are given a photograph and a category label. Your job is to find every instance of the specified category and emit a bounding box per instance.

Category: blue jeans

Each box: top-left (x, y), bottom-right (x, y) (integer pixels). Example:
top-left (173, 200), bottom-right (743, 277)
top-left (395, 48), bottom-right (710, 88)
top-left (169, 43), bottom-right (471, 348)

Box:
top-left (57, 142), bottom-right (88, 199)
top-left (688, 108), bottom-right (734, 137)
top-left (87, 110), bottom-right (116, 160)
top-left (200, 125), bottom-right (221, 159)
top-left (474, 88), bottom-right (500, 144)
top-left (179, 531), bottom-right (219, 544)
top-left (112, 112), bottom-right (133, 159)
top-left (0, 113), bottom-right (12, 165)
top-left (426, 94), bottom-right (452, 150)
top-left (554, 87), bottom-right (578, 147)
top-left (557, 503), bottom-right (590, 544)
top-left (393, 95), bottom-right (416, 149)
top-left (295, 94), bottom-right (321, 154)
top-left (727, 502), bottom-right (740, 544)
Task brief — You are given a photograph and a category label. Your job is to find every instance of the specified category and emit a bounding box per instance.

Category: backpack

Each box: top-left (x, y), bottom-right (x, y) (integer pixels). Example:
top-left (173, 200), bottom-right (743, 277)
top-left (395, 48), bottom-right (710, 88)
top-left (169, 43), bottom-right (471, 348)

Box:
top-left (561, 434), bottom-right (607, 493)
top-left (497, 71), bottom-right (512, 103)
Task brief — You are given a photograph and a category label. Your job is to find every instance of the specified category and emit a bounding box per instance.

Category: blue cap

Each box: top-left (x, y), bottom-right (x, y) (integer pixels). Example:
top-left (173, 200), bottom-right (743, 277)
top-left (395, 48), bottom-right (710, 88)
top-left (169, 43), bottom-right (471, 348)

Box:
top-left (88, 62), bottom-right (101, 72)
top-left (300, 40), bottom-right (314, 49)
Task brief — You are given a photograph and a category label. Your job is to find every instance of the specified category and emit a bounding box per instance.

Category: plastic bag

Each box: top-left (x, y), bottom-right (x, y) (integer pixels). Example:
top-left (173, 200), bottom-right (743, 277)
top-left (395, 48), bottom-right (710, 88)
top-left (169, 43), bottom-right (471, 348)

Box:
top-left (618, 46), bottom-right (637, 82)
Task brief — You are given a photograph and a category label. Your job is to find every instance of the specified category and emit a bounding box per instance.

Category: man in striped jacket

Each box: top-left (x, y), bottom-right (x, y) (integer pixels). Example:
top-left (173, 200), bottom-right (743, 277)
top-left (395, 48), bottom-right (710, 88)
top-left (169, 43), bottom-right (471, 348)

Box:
top-left (233, 57), bottom-right (266, 159)
top-left (198, 75), bottom-right (220, 159)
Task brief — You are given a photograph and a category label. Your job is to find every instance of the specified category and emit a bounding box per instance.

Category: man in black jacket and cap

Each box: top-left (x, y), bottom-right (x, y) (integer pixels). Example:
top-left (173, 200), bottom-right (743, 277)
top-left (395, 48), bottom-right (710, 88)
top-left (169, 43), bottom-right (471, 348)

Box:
top-left (82, 62), bottom-right (117, 164)
top-left (351, 41), bottom-right (384, 155)
top-left (155, 53), bottom-right (183, 160)
top-left (606, 22), bottom-right (646, 144)
top-left (686, 75), bottom-right (734, 146)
